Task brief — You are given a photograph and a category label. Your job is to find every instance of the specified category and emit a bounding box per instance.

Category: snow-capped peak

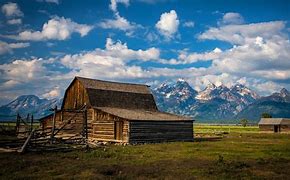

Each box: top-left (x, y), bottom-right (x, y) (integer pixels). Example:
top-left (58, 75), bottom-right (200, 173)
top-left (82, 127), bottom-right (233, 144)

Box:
top-left (177, 78), bottom-right (186, 82)
top-left (280, 88), bottom-right (289, 97)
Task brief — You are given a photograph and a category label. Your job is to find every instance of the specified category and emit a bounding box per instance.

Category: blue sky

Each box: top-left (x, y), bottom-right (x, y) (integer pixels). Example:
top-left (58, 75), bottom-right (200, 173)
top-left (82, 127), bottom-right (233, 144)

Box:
top-left (0, 0), bottom-right (289, 105)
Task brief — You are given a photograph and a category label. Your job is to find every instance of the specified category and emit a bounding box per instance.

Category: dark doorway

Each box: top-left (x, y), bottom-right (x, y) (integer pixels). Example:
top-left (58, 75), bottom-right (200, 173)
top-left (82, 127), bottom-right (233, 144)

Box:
top-left (274, 125), bottom-right (280, 133)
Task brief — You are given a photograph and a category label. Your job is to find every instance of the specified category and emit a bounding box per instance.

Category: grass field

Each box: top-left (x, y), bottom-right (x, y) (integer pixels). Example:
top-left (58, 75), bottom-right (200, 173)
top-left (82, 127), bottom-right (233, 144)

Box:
top-left (195, 124), bottom-right (260, 134)
top-left (0, 125), bottom-right (290, 179)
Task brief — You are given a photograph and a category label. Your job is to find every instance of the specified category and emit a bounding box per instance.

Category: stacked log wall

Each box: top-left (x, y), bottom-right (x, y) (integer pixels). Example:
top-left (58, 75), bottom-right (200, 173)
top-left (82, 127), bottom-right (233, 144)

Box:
top-left (129, 121), bottom-right (193, 143)
top-left (91, 110), bottom-right (129, 142)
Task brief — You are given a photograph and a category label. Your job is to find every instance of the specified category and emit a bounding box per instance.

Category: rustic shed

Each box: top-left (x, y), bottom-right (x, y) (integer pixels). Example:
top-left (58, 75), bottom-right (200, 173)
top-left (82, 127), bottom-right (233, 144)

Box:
top-left (40, 76), bottom-right (194, 143)
top-left (258, 118), bottom-right (290, 133)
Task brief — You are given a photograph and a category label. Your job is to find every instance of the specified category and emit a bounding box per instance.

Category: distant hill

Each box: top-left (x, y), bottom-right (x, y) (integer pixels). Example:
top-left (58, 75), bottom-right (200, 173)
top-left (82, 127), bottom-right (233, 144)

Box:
top-left (236, 88), bottom-right (290, 122)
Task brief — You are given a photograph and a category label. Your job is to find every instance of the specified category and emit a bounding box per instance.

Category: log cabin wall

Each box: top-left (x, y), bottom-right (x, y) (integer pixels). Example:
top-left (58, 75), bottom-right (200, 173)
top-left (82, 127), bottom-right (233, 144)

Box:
top-left (258, 125), bottom-right (274, 131)
top-left (280, 125), bottom-right (290, 132)
top-left (40, 109), bottom-right (94, 137)
top-left (129, 121), bottom-right (193, 143)
top-left (91, 109), bottom-right (129, 142)
top-left (41, 111), bottom-right (62, 130)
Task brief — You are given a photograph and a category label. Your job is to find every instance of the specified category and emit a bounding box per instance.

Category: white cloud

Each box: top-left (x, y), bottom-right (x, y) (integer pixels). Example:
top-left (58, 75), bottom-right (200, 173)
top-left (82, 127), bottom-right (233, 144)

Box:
top-left (156, 10), bottom-right (179, 39)
top-left (1, 2), bottom-right (23, 17)
top-left (60, 38), bottom-right (160, 80)
top-left (42, 86), bottom-right (61, 99)
top-left (99, 14), bottom-right (136, 31)
top-left (7, 18), bottom-right (22, 25)
top-left (99, 0), bottom-right (140, 35)
top-left (199, 21), bottom-right (285, 45)
top-left (0, 59), bottom-right (46, 81)
top-left (221, 12), bottom-right (244, 25)
top-left (179, 20), bottom-right (290, 89)
top-left (0, 41), bottom-right (30, 55)
top-left (9, 17), bottom-right (93, 41)
top-left (110, 0), bottom-right (129, 13)
top-left (183, 21), bottom-right (195, 28)
top-left (39, 0), bottom-right (59, 4)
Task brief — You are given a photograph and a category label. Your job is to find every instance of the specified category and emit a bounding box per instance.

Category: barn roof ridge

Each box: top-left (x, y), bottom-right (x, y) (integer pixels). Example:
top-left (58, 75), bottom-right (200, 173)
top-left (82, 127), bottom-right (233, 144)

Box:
top-left (75, 76), bottom-right (150, 87)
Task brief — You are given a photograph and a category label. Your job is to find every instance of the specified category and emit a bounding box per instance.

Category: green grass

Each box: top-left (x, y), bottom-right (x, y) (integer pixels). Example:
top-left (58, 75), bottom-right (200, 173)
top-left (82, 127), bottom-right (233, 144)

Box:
top-left (0, 125), bottom-right (290, 179)
top-left (195, 124), bottom-right (259, 134)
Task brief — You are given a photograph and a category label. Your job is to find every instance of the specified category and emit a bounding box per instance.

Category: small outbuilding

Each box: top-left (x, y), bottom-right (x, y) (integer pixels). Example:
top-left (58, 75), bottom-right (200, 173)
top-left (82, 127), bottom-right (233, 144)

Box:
top-left (258, 118), bottom-right (290, 133)
top-left (40, 76), bottom-right (194, 143)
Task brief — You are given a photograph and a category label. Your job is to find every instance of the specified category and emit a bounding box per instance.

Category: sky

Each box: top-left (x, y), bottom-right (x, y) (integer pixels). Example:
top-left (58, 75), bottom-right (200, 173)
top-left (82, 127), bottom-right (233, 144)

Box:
top-left (0, 0), bottom-right (289, 105)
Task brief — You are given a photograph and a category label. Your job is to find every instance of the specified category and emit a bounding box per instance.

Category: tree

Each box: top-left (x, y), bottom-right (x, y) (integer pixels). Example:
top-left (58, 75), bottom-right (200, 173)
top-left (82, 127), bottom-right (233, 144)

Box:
top-left (261, 112), bottom-right (272, 118)
top-left (240, 118), bottom-right (248, 127)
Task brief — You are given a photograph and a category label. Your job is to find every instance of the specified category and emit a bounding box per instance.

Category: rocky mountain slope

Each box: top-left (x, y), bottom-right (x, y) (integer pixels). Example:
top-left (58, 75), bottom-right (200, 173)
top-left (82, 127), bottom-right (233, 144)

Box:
top-left (0, 95), bottom-right (62, 120)
top-left (152, 80), bottom-right (261, 122)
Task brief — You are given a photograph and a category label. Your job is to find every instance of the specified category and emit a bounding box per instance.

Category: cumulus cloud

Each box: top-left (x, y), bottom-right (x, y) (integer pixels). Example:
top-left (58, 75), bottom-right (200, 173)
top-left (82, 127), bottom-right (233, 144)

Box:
top-left (198, 21), bottom-right (285, 45)
top-left (183, 21), bottom-right (195, 28)
top-left (99, 0), bottom-right (140, 35)
top-left (60, 38), bottom-right (160, 79)
top-left (8, 17), bottom-right (93, 41)
top-left (99, 14), bottom-right (137, 32)
top-left (0, 41), bottom-right (30, 55)
top-left (1, 2), bottom-right (23, 17)
top-left (156, 10), bottom-right (179, 39)
top-left (221, 12), bottom-right (244, 25)
top-left (177, 20), bottom-right (290, 92)
top-left (0, 59), bottom-right (47, 82)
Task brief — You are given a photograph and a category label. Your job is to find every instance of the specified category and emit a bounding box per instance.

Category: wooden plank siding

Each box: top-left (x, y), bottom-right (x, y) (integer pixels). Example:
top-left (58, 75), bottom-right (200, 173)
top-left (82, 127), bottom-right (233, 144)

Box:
top-left (129, 121), bottom-right (193, 143)
top-left (91, 110), bottom-right (129, 142)
top-left (62, 79), bottom-right (90, 109)
top-left (259, 125), bottom-right (290, 132)
top-left (40, 109), bottom-right (94, 137)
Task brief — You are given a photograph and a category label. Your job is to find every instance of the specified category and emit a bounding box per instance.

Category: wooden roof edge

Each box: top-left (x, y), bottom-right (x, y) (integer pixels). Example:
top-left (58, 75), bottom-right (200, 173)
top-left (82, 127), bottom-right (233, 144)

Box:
top-left (93, 107), bottom-right (194, 121)
top-left (38, 110), bottom-right (61, 122)
top-left (75, 76), bottom-right (149, 87)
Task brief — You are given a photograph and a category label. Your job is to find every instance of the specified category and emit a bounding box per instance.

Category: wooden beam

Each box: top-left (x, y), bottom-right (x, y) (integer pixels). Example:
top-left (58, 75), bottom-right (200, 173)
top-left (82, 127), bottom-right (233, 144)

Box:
top-left (18, 129), bottom-right (35, 153)
top-left (30, 115), bottom-right (34, 132)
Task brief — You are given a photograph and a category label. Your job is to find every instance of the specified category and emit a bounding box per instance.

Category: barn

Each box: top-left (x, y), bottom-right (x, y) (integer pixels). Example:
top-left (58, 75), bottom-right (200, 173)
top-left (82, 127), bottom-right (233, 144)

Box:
top-left (258, 118), bottom-right (290, 133)
top-left (40, 77), bottom-right (194, 143)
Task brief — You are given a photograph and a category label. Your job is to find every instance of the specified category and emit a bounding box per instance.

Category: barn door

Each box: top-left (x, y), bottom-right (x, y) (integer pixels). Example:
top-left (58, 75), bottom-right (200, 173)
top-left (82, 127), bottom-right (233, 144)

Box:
top-left (114, 121), bottom-right (123, 140)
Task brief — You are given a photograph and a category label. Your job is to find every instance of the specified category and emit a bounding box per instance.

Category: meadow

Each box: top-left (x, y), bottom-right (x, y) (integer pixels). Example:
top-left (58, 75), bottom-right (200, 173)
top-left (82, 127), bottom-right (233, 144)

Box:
top-left (0, 124), bottom-right (290, 179)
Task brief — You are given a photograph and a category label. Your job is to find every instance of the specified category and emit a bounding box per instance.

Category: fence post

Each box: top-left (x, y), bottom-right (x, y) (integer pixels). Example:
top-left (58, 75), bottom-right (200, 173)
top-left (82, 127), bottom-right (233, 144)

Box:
top-left (15, 113), bottom-right (20, 135)
top-left (30, 115), bottom-right (34, 132)
top-left (82, 104), bottom-right (88, 149)
top-left (50, 106), bottom-right (57, 144)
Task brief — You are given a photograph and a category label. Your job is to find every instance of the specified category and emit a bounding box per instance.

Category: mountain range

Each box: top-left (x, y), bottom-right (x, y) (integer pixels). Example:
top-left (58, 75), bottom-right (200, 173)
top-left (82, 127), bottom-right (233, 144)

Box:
top-left (0, 79), bottom-right (289, 123)
top-left (152, 79), bottom-right (290, 123)
top-left (0, 95), bottom-right (62, 121)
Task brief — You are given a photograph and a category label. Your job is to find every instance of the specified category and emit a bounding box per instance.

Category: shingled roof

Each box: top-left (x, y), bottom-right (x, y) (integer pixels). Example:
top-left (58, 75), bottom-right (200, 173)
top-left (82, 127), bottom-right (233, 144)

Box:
top-left (76, 76), bottom-right (151, 94)
top-left (258, 118), bottom-right (290, 125)
top-left (95, 107), bottom-right (192, 121)
top-left (74, 77), bottom-right (158, 110)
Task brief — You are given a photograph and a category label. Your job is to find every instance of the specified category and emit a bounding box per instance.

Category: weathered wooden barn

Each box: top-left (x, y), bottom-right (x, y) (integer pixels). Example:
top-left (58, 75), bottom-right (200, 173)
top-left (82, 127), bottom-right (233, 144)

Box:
top-left (40, 77), bottom-right (194, 143)
top-left (258, 118), bottom-right (290, 133)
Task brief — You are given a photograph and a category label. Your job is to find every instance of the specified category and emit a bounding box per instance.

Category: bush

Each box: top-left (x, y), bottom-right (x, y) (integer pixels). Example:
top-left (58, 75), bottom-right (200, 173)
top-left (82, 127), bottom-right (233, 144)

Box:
top-left (240, 119), bottom-right (248, 127)
top-left (261, 113), bottom-right (272, 118)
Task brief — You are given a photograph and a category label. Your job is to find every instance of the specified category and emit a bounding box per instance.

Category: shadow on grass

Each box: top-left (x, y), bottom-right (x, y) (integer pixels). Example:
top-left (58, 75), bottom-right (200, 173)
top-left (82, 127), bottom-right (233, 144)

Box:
top-left (194, 136), bottom-right (223, 142)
